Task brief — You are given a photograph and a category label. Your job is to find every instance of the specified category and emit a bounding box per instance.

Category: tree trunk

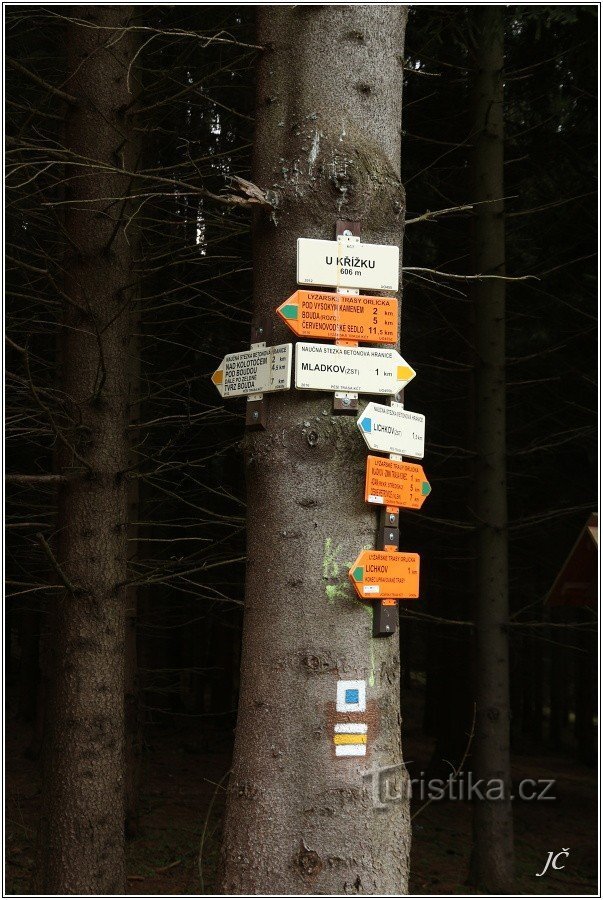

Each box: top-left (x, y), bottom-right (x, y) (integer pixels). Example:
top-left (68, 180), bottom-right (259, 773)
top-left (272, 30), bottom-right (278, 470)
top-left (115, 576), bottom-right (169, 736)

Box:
top-left (468, 7), bottom-right (515, 893)
top-left (531, 633), bottom-right (544, 744)
top-left (124, 413), bottom-right (142, 837)
top-left (574, 608), bottom-right (595, 764)
top-left (125, 260), bottom-right (142, 837)
top-left (220, 6), bottom-right (411, 894)
top-left (549, 606), bottom-right (569, 747)
top-left (426, 625), bottom-right (474, 780)
top-left (400, 618), bottom-right (412, 691)
top-left (18, 605), bottom-right (40, 722)
top-left (35, 7), bottom-right (138, 892)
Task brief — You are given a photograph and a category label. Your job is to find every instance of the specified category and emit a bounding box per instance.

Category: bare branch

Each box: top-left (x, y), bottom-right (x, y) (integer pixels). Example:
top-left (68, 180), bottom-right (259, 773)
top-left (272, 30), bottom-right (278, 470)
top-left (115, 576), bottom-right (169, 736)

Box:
top-left (405, 195), bottom-right (518, 225)
top-left (403, 266), bottom-right (537, 283)
top-left (6, 474), bottom-right (67, 485)
top-left (36, 532), bottom-right (80, 595)
top-left (6, 57), bottom-right (78, 106)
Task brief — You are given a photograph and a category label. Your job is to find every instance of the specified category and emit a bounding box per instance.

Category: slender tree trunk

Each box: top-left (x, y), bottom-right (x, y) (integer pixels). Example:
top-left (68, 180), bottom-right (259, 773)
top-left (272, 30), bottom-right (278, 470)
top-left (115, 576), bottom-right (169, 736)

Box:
top-left (468, 7), bottom-right (514, 893)
top-left (35, 7), bottom-right (139, 892)
top-left (125, 200), bottom-right (142, 833)
top-left (575, 608), bottom-right (595, 764)
top-left (530, 634), bottom-right (544, 743)
top-left (549, 605), bottom-right (569, 747)
top-left (125, 345), bottom-right (142, 836)
top-left (520, 635), bottom-right (532, 736)
top-left (426, 626), bottom-right (474, 779)
top-left (220, 7), bottom-right (411, 894)
top-left (18, 605), bottom-right (40, 722)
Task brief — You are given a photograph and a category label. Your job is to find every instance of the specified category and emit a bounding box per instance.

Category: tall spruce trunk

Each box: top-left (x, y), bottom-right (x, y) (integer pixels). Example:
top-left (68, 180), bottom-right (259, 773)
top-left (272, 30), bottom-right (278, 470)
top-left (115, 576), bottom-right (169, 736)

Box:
top-left (220, 7), bottom-right (411, 894)
top-left (468, 6), bottom-right (515, 893)
top-left (125, 344), bottom-right (142, 837)
top-left (35, 7), bottom-right (138, 892)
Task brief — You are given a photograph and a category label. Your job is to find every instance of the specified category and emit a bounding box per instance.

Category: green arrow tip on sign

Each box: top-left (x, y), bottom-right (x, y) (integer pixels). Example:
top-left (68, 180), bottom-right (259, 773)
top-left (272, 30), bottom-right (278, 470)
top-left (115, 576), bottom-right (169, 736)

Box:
top-left (352, 566), bottom-right (364, 582)
top-left (421, 481), bottom-right (431, 496)
top-left (280, 304), bottom-right (298, 320)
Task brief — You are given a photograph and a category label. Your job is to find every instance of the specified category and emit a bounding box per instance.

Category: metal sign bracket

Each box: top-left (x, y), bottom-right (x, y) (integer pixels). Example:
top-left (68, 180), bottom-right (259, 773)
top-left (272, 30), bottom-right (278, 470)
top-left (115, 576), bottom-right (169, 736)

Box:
top-left (373, 394), bottom-right (405, 637)
top-left (333, 220), bottom-right (361, 414)
top-left (246, 318), bottom-right (270, 430)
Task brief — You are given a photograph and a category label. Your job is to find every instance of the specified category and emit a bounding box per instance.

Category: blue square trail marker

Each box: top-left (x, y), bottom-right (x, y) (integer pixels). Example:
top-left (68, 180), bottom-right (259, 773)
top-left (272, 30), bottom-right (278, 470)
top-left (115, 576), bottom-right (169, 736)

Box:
top-left (345, 689), bottom-right (359, 705)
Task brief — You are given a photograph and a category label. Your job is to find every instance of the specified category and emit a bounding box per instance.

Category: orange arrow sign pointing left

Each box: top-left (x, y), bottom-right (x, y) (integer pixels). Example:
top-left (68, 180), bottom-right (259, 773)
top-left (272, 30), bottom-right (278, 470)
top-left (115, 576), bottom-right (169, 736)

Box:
top-left (276, 290), bottom-right (398, 343)
top-left (349, 549), bottom-right (420, 600)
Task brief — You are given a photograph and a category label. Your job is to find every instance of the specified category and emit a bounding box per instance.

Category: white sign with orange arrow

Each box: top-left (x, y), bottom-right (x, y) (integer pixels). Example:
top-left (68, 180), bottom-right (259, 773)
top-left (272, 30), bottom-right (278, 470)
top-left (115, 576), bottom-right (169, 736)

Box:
top-left (295, 342), bottom-right (416, 395)
top-left (211, 344), bottom-right (292, 398)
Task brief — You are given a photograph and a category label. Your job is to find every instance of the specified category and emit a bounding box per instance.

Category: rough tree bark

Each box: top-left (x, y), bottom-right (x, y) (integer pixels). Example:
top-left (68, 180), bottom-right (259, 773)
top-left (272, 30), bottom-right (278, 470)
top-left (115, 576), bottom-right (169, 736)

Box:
top-left (125, 324), bottom-right (142, 837)
top-left (468, 6), bottom-right (515, 893)
top-left (220, 6), bottom-right (411, 894)
top-left (35, 7), bottom-right (139, 892)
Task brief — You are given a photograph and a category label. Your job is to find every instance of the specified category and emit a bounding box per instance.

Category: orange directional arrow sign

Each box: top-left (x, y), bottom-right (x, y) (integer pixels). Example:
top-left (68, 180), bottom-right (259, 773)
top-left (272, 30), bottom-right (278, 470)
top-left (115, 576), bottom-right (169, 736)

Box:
top-left (349, 550), bottom-right (420, 600)
top-left (276, 290), bottom-right (398, 343)
top-left (365, 456), bottom-right (431, 509)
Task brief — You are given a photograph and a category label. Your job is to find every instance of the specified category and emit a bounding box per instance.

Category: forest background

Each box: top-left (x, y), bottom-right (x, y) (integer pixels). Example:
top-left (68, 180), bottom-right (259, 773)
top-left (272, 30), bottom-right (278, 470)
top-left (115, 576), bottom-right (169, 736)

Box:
top-left (4, 3), bottom-right (599, 895)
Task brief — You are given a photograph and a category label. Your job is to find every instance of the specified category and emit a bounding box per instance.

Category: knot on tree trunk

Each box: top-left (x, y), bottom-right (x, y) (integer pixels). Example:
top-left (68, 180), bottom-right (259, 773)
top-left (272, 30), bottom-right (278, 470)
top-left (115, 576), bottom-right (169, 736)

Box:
top-left (269, 128), bottom-right (405, 232)
top-left (295, 839), bottom-right (324, 885)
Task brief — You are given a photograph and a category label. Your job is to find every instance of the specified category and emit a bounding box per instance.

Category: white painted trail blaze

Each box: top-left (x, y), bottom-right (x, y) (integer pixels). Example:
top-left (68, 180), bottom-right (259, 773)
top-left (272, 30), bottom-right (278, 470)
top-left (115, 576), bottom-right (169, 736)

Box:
top-left (335, 744), bottom-right (367, 757)
top-left (334, 723), bottom-right (368, 734)
top-left (295, 343), bottom-right (415, 395)
top-left (297, 237), bottom-right (399, 291)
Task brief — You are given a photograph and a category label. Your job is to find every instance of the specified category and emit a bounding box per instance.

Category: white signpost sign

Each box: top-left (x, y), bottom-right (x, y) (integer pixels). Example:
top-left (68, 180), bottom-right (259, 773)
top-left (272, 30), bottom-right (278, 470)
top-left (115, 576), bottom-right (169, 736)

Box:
top-left (357, 402), bottom-right (425, 459)
top-left (211, 344), bottom-right (292, 398)
top-left (295, 343), bottom-right (415, 396)
top-left (297, 237), bottom-right (399, 291)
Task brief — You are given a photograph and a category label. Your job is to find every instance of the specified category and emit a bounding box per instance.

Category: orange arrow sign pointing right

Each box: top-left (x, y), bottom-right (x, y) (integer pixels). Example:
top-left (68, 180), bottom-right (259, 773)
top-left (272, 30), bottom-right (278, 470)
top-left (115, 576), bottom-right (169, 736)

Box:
top-left (365, 456), bottom-right (431, 509)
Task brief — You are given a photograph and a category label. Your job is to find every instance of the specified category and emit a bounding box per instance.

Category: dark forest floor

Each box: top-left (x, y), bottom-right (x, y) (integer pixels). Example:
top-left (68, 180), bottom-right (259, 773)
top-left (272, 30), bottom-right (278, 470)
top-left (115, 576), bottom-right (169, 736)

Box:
top-left (5, 683), bottom-right (598, 895)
